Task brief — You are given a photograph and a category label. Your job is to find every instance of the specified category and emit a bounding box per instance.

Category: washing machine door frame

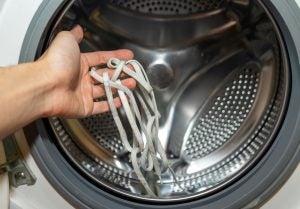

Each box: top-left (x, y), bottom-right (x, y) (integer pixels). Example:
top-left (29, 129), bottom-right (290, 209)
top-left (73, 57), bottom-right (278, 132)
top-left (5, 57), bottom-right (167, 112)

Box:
top-left (20, 0), bottom-right (300, 208)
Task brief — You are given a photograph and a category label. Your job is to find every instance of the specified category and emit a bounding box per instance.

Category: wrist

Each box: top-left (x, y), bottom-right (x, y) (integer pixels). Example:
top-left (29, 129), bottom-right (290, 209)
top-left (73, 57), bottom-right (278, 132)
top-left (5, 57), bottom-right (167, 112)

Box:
top-left (29, 59), bottom-right (58, 118)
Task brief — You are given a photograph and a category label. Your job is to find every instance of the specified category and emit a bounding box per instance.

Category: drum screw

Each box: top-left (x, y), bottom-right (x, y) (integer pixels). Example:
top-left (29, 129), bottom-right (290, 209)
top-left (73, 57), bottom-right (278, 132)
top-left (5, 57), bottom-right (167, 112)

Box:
top-left (15, 171), bottom-right (26, 180)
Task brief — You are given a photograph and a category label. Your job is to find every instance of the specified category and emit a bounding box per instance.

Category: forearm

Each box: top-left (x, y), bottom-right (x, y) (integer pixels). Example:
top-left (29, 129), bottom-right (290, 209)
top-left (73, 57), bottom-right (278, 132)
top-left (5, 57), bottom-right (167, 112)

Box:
top-left (0, 61), bottom-right (53, 139)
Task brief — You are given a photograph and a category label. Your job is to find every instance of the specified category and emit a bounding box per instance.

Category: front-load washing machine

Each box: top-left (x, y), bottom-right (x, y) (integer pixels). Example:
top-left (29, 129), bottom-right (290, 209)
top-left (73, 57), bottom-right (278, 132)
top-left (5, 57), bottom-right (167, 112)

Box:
top-left (1, 0), bottom-right (300, 208)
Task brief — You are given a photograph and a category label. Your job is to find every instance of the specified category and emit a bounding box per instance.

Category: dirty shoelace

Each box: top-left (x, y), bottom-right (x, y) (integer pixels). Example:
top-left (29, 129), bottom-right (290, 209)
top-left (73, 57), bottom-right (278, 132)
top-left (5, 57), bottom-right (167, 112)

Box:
top-left (89, 58), bottom-right (182, 197)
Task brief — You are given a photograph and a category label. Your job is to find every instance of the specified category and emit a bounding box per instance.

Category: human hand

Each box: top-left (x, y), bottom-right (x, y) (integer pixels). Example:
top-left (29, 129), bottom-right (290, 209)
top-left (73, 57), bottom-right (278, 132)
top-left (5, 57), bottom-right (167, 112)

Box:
top-left (37, 25), bottom-right (135, 118)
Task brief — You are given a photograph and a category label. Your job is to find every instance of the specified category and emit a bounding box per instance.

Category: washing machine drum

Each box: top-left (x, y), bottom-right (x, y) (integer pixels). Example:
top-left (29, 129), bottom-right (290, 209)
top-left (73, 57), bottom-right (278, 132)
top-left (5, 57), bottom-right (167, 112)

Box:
top-left (21, 0), bottom-right (300, 208)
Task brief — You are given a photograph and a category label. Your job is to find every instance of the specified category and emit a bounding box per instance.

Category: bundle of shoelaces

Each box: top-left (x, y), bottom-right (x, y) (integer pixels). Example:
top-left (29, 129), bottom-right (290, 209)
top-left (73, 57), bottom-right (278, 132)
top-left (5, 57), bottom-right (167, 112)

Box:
top-left (89, 58), bottom-right (175, 196)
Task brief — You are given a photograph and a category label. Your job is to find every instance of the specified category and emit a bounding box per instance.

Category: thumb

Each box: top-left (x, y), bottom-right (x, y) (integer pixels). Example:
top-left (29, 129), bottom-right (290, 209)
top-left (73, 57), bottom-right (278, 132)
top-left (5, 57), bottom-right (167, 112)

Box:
top-left (70, 25), bottom-right (84, 43)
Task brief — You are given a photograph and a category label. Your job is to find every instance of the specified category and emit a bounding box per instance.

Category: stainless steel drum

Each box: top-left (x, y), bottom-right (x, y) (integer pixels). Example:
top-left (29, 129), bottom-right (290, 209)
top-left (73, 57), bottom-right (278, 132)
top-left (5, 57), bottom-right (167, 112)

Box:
top-left (47, 0), bottom-right (289, 202)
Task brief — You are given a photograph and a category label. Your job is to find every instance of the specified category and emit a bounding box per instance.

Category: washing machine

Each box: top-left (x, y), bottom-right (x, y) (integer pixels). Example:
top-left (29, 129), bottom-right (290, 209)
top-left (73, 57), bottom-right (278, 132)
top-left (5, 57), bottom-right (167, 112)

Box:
top-left (1, 0), bottom-right (300, 209)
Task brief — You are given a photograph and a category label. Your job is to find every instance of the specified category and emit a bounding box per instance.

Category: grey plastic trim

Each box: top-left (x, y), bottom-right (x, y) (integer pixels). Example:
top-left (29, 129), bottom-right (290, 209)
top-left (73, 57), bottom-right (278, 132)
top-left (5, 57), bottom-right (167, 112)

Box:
top-left (20, 0), bottom-right (300, 208)
top-left (19, 0), bottom-right (65, 63)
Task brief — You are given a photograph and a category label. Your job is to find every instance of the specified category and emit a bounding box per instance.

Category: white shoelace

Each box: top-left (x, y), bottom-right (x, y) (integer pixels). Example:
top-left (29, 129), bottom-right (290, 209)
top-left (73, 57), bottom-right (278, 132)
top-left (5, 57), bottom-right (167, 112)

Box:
top-left (89, 58), bottom-right (183, 197)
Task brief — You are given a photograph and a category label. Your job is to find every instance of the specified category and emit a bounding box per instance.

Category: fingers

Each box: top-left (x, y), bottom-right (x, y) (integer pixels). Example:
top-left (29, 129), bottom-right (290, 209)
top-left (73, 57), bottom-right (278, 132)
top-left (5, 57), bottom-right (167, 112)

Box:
top-left (90, 68), bottom-right (116, 84)
top-left (90, 68), bottom-right (131, 84)
top-left (91, 79), bottom-right (136, 114)
top-left (92, 78), bottom-right (136, 99)
top-left (92, 97), bottom-right (122, 114)
top-left (70, 25), bottom-right (84, 43)
top-left (82, 49), bottom-right (134, 67)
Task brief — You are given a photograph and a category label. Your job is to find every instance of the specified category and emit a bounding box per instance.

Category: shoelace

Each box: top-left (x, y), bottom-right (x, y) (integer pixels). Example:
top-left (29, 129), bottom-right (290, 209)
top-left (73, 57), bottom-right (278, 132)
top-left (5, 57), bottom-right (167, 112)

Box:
top-left (89, 58), bottom-right (184, 197)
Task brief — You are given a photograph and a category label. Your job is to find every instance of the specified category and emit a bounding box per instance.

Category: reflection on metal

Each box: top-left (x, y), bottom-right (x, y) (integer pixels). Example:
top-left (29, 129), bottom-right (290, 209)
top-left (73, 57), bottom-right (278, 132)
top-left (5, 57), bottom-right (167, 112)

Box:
top-left (106, 0), bottom-right (226, 15)
top-left (48, 0), bottom-right (289, 202)
top-left (91, 3), bottom-right (237, 47)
